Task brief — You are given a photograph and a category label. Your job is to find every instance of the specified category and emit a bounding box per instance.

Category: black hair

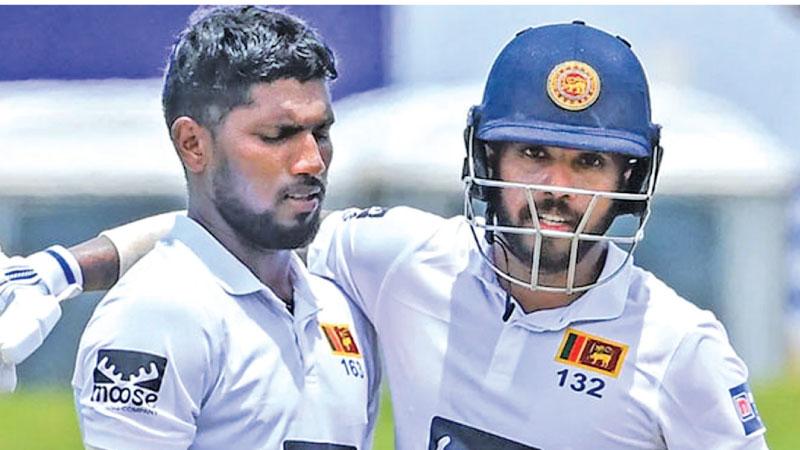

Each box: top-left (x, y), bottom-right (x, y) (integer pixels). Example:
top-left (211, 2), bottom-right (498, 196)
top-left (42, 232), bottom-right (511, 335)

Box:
top-left (161, 5), bottom-right (337, 130)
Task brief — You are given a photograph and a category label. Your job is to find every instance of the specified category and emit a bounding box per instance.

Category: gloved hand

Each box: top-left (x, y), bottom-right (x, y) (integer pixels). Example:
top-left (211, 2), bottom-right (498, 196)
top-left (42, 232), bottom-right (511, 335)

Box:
top-left (0, 285), bottom-right (63, 364)
top-left (0, 245), bottom-right (83, 392)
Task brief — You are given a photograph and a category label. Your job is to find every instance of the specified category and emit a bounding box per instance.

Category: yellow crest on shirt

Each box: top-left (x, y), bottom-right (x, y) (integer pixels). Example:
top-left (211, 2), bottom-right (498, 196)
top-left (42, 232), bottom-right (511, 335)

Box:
top-left (320, 323), bottom-right (361, 358)
top-left (555, 328), bottom-right (628, 377)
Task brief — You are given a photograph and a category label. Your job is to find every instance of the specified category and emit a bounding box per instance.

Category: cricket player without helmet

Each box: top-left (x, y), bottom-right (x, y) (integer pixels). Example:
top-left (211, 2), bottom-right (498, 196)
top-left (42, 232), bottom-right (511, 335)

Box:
top-left (1, 6), bottom-right (381, 449)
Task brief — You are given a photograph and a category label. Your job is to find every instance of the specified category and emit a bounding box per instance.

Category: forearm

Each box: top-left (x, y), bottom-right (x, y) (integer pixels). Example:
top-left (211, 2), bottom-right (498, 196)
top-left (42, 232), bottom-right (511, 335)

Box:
top-left (69, 211), bottom-right (181, 292)
top-left (68, 236), bottom-right (120, 291)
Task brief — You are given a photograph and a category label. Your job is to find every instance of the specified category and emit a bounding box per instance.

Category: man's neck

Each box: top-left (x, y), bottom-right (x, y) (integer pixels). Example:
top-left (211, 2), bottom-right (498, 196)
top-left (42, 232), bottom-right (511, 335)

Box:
top-left (493, 243), bottom-right (607, 314)
top-left (188, 206), bottom-right (295, 305)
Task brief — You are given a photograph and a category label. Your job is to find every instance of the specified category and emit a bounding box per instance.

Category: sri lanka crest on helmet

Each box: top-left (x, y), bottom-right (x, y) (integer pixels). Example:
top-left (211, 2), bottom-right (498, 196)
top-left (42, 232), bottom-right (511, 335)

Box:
top-left (546, 60), bottom-right (601, 111)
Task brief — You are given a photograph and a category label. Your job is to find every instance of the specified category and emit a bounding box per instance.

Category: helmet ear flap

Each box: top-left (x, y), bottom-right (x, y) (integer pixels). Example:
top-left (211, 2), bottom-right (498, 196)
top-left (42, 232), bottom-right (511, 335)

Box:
top-left (615, 158), bottom-right (650, 215)
top-left (463, 106), bottom-right (491, 201)
top-left (616, 128), bottom-right (663, 216)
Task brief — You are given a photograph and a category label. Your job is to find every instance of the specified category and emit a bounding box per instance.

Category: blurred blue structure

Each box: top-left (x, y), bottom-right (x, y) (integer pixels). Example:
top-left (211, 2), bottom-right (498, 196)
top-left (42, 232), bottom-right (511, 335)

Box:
top-left (0, 5), bottom-right (388, 100)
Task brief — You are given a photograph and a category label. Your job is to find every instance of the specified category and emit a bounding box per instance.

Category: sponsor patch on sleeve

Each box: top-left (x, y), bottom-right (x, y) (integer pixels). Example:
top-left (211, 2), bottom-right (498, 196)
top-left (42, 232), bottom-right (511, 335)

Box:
top-left (90, 349), bottom-right (168, 414)
top-left (320, 323), bottom-right (361, 358)
top-left (555, 328), bottom-right (628, 378)
top-left (729, 382), bottom-right (764, 436)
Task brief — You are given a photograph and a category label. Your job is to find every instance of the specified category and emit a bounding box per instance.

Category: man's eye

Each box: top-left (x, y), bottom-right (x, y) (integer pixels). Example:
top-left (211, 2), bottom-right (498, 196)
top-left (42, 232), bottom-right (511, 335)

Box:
top-left (522, 147), bottom-right (546, 159)
top-left (579, 154), bottom-right (605, 168)
top-left (260, 126), bottom-right (303, 143)
top-left (260, 135), bottom-right (283, 143)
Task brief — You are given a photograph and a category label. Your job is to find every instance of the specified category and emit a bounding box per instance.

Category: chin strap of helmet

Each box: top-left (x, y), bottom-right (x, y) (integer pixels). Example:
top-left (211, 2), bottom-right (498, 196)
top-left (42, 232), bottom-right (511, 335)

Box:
top-left (491, 228), bottom-right (517, 322)
top-left (502, 293), bottom-right (516, 322)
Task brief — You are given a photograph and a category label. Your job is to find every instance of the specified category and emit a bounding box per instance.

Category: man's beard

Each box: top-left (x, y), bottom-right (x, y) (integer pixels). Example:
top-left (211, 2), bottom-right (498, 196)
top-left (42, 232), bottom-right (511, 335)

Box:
top-left (493, 194), bottom-right (616, 275)
top-left (212, 160), bottom-right (325, 250)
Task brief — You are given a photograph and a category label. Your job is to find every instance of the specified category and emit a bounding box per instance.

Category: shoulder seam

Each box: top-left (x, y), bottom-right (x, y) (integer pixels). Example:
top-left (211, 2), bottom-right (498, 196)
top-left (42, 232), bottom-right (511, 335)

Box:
top-left (373, 208), bottom-right (445, 308)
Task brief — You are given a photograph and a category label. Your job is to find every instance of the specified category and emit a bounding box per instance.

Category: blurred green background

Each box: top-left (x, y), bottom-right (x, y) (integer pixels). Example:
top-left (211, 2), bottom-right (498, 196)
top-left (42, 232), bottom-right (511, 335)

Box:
top-left (1, 375), bottom-right (797, 449)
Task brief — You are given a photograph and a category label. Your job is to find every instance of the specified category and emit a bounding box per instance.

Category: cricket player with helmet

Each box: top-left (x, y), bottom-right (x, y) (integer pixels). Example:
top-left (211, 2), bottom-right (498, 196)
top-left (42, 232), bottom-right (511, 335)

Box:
top-left (0, 20), bottom-right (766, 449)
top-left (307, 21), bottom-right (768, 449)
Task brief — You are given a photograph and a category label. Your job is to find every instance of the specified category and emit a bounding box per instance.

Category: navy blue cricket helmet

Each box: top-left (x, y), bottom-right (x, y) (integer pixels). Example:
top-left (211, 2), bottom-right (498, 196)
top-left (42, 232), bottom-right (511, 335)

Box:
top-left (462, 21), bottom-right (663, 294)
top-left (474, 20), bottom-right (660, 158)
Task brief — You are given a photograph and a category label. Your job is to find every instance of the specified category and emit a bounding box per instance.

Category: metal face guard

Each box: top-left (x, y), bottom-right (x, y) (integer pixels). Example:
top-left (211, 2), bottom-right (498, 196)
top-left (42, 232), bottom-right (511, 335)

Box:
top-left (463, 130), bottom-right (659, 294)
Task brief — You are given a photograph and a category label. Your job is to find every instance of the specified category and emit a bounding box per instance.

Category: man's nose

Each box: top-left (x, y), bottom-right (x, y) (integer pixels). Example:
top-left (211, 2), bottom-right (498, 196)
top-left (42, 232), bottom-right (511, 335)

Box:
top-left (539, 163), bottom-right (576, 197)
top-left (290, 131), bottom-right (327, 176)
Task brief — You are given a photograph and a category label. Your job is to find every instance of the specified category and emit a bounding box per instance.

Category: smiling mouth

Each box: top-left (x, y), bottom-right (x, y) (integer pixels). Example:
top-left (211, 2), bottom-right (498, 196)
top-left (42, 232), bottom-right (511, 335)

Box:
top-left (286, 192), bottom-right (320, 202)
top-left (537, 213), bottom-right (574, 230)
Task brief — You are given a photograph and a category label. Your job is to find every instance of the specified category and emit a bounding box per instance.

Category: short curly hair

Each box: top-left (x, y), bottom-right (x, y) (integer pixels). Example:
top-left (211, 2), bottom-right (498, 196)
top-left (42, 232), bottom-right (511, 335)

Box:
top-left (161, 6), bottom-right (337, 130)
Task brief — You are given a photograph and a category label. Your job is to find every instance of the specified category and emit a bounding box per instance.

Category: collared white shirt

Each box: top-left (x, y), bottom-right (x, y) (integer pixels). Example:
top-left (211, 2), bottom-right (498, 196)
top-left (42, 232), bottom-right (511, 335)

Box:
top-left (308, 206), bottom-right (767, 450)
top-left (73, 215), bottom-right (380, 450)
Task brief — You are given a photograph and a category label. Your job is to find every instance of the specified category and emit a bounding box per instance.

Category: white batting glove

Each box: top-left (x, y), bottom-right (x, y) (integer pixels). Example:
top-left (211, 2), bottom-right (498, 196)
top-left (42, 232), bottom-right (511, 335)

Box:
top-left (0, 245), bottom-right (83, 368)
top-left (0, 285), bottom-right (62, 365)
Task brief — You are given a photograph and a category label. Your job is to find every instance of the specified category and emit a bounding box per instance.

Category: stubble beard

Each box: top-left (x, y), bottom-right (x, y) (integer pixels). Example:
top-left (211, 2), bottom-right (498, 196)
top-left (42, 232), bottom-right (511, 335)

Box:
top-left (211, 159), bottom-right (324, 250)
top-left (493, 195), bottom-right (616, 275)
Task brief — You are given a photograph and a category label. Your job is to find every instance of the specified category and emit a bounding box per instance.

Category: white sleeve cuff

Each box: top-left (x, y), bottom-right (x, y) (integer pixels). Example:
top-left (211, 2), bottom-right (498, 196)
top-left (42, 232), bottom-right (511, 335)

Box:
top-left (26, 245), bottom-right (83, 300)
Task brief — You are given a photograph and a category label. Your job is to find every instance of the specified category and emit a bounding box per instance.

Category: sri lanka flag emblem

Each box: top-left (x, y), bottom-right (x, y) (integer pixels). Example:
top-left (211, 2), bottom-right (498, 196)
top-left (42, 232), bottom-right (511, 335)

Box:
top-left (555, 328), bottom-right (628, 378)
top-left (320, 323), bottom-right (361, 358)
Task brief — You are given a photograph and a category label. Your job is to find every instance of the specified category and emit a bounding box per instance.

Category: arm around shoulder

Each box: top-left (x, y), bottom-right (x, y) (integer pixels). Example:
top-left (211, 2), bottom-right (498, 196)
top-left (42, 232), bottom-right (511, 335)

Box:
top-left (99, 211), bottom-right (183, 278)
top-left (308, 206), bottom-right (444, 316)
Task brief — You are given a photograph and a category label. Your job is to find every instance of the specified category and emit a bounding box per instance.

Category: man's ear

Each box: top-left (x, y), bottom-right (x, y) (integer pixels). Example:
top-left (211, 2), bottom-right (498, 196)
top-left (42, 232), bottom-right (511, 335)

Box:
top-left (170, 117), bottom-right (212, 174)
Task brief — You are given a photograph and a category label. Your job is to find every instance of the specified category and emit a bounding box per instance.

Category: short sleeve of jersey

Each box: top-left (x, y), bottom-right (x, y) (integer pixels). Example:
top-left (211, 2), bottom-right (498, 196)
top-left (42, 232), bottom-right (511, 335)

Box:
top-left (308, 206), bottom-right (444, 322)
top-left (72, 291), bottom-right (221, 450)
top-left (658, 317), bottom-right (768, 449)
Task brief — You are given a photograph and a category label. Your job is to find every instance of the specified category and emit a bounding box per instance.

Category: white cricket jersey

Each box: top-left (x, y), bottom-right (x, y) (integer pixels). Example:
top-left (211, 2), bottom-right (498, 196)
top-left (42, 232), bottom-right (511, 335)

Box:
top-left (308, 206), bottom-right (768, 450)
top-left (73, 215), bottom-right (380, 450)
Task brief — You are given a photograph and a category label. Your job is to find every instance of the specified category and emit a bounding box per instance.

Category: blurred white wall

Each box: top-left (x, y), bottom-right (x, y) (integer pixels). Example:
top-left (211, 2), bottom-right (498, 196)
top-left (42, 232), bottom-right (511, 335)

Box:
top-left (0, 79), bottom-right (182, 197)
